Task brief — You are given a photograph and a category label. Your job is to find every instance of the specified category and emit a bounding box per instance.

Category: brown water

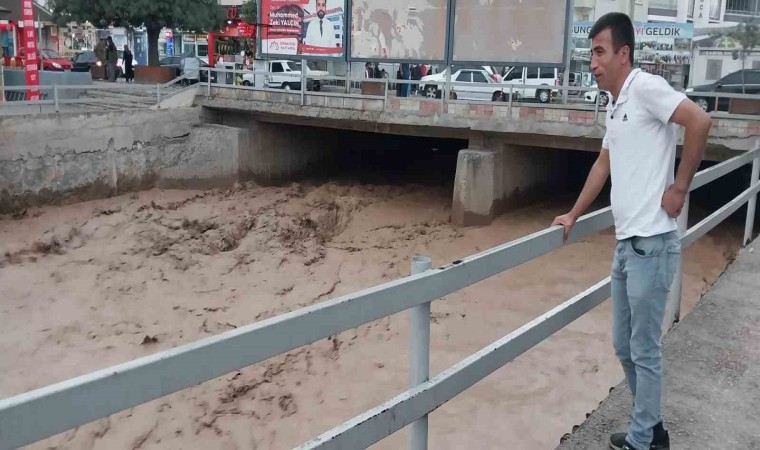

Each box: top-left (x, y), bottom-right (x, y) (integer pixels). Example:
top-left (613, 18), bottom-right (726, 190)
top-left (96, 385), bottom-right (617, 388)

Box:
top-left (0, 182), bottom-right (741, 449)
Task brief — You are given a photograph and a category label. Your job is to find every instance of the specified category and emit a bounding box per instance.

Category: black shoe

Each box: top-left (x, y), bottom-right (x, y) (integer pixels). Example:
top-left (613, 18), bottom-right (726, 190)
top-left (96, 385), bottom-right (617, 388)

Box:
top-left (609, 422), bottom-right (670, 450)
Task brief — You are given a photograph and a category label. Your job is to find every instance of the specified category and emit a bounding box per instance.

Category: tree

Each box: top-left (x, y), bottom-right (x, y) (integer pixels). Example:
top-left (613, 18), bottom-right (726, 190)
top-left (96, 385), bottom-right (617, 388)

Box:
top-left (48, 0), bottom-right (224, 66)
top-left (726, 18), bottom-right (760, 94)
top-left (240, 0), bottom-right (258, 25)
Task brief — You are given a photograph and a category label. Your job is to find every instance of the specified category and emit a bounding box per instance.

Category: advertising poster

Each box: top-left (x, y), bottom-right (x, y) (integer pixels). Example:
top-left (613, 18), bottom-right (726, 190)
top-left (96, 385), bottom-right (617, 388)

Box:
top-left (452, 0), bottom-right (568, 65)
top-left (571, 21), bottom-right (693, 65)
top-left (350, 0), bottom-right (448, 61)
top-left (261, 0), bottom-right (345, 57)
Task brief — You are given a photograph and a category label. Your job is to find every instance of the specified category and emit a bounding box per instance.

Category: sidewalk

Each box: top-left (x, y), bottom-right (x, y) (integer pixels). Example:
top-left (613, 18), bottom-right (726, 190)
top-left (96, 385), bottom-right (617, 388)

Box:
top-left (560, 238), bottom-right (760, 449)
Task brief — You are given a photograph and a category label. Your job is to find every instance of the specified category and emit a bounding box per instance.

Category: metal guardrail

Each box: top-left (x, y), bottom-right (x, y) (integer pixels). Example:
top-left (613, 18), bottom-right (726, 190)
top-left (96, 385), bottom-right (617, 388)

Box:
top-left (202, 67), bottom-right (608, 122)
top-left (0, 140), bottom-right (758, 449)
top-left (0, 70), bottom-right (201, 112)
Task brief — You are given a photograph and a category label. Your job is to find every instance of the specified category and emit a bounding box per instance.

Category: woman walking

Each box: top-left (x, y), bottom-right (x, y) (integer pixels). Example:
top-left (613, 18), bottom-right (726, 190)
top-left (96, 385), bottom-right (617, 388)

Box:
top-left (123, 45), bottom-right (134, 83)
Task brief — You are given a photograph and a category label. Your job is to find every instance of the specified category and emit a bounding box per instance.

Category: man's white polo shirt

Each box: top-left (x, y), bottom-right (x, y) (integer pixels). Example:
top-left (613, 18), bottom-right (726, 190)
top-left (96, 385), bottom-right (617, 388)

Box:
top-left (603, 68), bottom-right (687, 241)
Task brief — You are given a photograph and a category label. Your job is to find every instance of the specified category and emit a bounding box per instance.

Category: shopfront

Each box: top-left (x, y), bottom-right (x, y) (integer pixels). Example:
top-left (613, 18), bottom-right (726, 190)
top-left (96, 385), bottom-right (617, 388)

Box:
top-left (178, 33), bottom-right (208, 63)
top-left (208, 5), bottom-right (255, 65)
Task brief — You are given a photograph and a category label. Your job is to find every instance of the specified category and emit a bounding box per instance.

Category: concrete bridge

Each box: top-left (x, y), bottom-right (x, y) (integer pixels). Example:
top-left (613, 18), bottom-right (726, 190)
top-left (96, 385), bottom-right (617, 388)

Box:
top-left (196, 85), bottom-right (760, 226)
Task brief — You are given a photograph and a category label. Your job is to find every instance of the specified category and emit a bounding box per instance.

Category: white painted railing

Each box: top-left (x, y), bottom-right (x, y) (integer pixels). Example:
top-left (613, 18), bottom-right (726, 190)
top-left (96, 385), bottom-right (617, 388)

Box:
top-left (0, 70), bottom-right (200, 113)
top-left (0, 145), bottom-right (758, 450)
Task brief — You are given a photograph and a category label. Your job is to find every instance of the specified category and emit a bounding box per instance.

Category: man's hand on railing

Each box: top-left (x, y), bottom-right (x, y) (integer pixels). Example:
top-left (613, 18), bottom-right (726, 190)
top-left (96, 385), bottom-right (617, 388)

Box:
top-left (661, 184), bottom-right (687, 218)
top-left (552, 212), bottom-right (577, 242)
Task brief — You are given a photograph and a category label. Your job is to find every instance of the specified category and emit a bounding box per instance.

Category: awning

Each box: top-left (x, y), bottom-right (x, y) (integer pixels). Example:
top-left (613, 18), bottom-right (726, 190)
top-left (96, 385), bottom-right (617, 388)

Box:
top-left (0, 6), bottom-right (12, 16)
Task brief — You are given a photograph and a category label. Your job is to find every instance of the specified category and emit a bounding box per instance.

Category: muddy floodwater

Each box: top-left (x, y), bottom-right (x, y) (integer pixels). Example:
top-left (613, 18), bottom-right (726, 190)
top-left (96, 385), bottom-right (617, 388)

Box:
top-left (0, 182), bottom-right (741, 449)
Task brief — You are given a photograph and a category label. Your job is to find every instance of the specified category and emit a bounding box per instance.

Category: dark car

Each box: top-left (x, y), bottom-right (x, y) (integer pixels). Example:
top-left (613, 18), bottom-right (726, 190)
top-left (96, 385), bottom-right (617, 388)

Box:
top-left (159, 56), bottom-right (184, 76)
top-left (72, 50), bottom-right (123, 78)
top-left (686, 69), bottom-right (760, 112)
top-left (162, 56), bottom-right (216, 83)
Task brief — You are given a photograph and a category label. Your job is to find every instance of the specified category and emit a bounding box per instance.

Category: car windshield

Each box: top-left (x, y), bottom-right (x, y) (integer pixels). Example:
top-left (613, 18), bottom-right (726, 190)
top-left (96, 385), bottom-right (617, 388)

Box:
top-left (40, 49), bottom-right (61, 59)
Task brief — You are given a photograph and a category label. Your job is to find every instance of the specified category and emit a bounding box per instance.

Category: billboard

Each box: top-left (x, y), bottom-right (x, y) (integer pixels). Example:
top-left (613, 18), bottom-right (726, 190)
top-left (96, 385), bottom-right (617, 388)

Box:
top-left (571, 21), bottom-right (693, 65)
top-left (261, 0), bottom-right (345, 57)
top-left (350, 0), bottom-right (448, 61)
top-left (451, 0), bottom-right (569, 65)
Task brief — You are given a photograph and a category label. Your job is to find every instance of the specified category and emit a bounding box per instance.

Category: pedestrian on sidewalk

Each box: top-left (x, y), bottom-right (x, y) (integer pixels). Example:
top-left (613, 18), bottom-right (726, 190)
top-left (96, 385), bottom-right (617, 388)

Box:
top-left (123, 45), bottom-right (134, 83)
top-left (551, 12), bottom-right (711, 450)
top-left (106, 37), bottom-right (118, 82)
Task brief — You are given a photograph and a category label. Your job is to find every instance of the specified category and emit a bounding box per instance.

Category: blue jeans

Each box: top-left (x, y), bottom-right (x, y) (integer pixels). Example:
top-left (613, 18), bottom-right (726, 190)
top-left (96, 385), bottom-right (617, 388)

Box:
top-left (611, 231), bottom-right (681, 450)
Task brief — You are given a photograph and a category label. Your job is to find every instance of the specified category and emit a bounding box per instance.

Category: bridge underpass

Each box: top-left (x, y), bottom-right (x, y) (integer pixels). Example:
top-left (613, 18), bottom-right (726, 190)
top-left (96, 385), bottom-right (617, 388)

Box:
top-left (198, 85), bottom-right (759, 226)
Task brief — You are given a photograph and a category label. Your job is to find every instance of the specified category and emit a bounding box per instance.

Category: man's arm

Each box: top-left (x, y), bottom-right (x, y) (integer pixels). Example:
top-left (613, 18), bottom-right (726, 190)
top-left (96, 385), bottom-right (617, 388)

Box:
top-left (552, 147), bottom-right (610, 241)
top-left (661, 99), bottom-right (712, 217)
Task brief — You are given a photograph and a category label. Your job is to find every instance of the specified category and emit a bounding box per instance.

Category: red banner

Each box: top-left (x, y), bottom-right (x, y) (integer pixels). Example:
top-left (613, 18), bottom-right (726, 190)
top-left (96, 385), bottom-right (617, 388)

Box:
top-left (21, 0), bottom-right (40, 101)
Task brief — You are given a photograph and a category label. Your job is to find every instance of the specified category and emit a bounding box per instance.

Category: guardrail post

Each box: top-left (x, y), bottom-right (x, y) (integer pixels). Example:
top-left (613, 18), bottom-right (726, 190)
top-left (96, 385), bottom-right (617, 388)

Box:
top-left (301, 58), bottom-right (306, 106)
top-left (666, 193), bottom-right (689, 329)
top-left (156, 83), bottom-right (161, 108)
top-left (593, 88), bottom-right (600, 124)
top-left (53, 84), bottom-right (59, 113)
top-left (444, 66), bottom-right (451, 108)
top-left (383, 78), bottom-right (389, 111)
top-left (409, 255), bottom-right (432, 450)
top-left (508, 85), bottom-right (513, 116)
top-left (345, 62), bottom-right (351, 94)
top-left (207, 68), bottom-right (212, 96)
top-left (744, 151), bottom-right (760, 245)
top-left (439, 81), bottom-right (444, 112)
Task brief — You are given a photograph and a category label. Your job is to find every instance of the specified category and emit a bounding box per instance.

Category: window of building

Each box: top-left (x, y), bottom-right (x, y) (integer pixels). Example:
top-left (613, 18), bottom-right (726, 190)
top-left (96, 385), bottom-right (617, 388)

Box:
top-left (649, 0), bottom-right (677, 9)
top-left (706, 59), bottom-right (723, 81)
top-left (710, 0), bottom-right (722, 20)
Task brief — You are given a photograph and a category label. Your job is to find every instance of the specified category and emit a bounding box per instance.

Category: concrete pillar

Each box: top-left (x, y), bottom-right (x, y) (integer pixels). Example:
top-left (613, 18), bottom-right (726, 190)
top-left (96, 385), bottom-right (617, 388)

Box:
top-left (451, 144), bottom-right (566, 227)
top-left (452, 149), bottom-right (502, 227)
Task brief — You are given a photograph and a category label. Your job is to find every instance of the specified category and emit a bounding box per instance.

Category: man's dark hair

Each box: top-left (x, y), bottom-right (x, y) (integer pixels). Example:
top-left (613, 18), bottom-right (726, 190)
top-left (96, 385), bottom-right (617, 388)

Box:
top-left (589, 12), bottom-right (635, 66)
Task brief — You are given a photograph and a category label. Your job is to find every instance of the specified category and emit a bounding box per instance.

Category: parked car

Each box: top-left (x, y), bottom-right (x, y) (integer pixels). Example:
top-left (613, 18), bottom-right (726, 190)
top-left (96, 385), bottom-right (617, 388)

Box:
top-left (178, 57), bottom-right (216, 84)
top-left (685, 69), bottom-right (760, 112)
top-left (242, 60), bottom-right (328, 91)
top-left (421, 66), bottom-right (501, 99)
top-left (421, 67), bottom-right (511, 101)
top-left (159, 56), bottom-right (184, 77)
top-left (582, 76), bottom-right (609, 106)
top-left (500, 66), bottom-right (562, 103)
top-left (15, 48), bottom-right (73, 71)
top-left (71, 50), bottom-right (125, 78)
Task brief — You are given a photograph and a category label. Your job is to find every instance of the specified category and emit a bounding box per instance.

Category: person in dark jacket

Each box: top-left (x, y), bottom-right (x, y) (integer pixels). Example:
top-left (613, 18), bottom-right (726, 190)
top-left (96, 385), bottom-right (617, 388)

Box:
top-left (106, 37), bottom-right (118, 82)
top-left (123, 45), bottom-right (134, 83)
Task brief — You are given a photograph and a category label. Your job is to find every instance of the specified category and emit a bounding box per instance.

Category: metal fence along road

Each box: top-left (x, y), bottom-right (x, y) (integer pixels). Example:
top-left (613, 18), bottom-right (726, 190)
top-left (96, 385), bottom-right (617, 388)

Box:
top-left (0, 134), bottom-right (757, 448)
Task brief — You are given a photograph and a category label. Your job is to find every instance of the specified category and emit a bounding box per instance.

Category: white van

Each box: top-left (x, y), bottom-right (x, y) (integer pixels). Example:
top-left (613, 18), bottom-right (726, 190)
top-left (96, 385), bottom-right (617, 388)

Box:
top-left (500, 66), bottom-right (562, 103)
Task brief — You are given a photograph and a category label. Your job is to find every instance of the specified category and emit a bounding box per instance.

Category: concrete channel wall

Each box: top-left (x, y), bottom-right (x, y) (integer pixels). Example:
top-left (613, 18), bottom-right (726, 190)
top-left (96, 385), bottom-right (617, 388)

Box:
top-left (0, 108), bottom-right (248, 213)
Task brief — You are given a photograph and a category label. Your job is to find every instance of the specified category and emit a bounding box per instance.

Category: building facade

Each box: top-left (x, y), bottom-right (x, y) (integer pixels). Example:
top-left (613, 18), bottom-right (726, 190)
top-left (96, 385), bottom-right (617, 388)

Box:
top-left (574, 0), bottom-right (727, 24)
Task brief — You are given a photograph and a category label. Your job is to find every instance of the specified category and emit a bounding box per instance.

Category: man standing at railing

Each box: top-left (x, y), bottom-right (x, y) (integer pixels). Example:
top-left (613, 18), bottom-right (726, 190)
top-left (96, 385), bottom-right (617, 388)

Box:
top-left (551, 12), bottom-right (712, 450)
